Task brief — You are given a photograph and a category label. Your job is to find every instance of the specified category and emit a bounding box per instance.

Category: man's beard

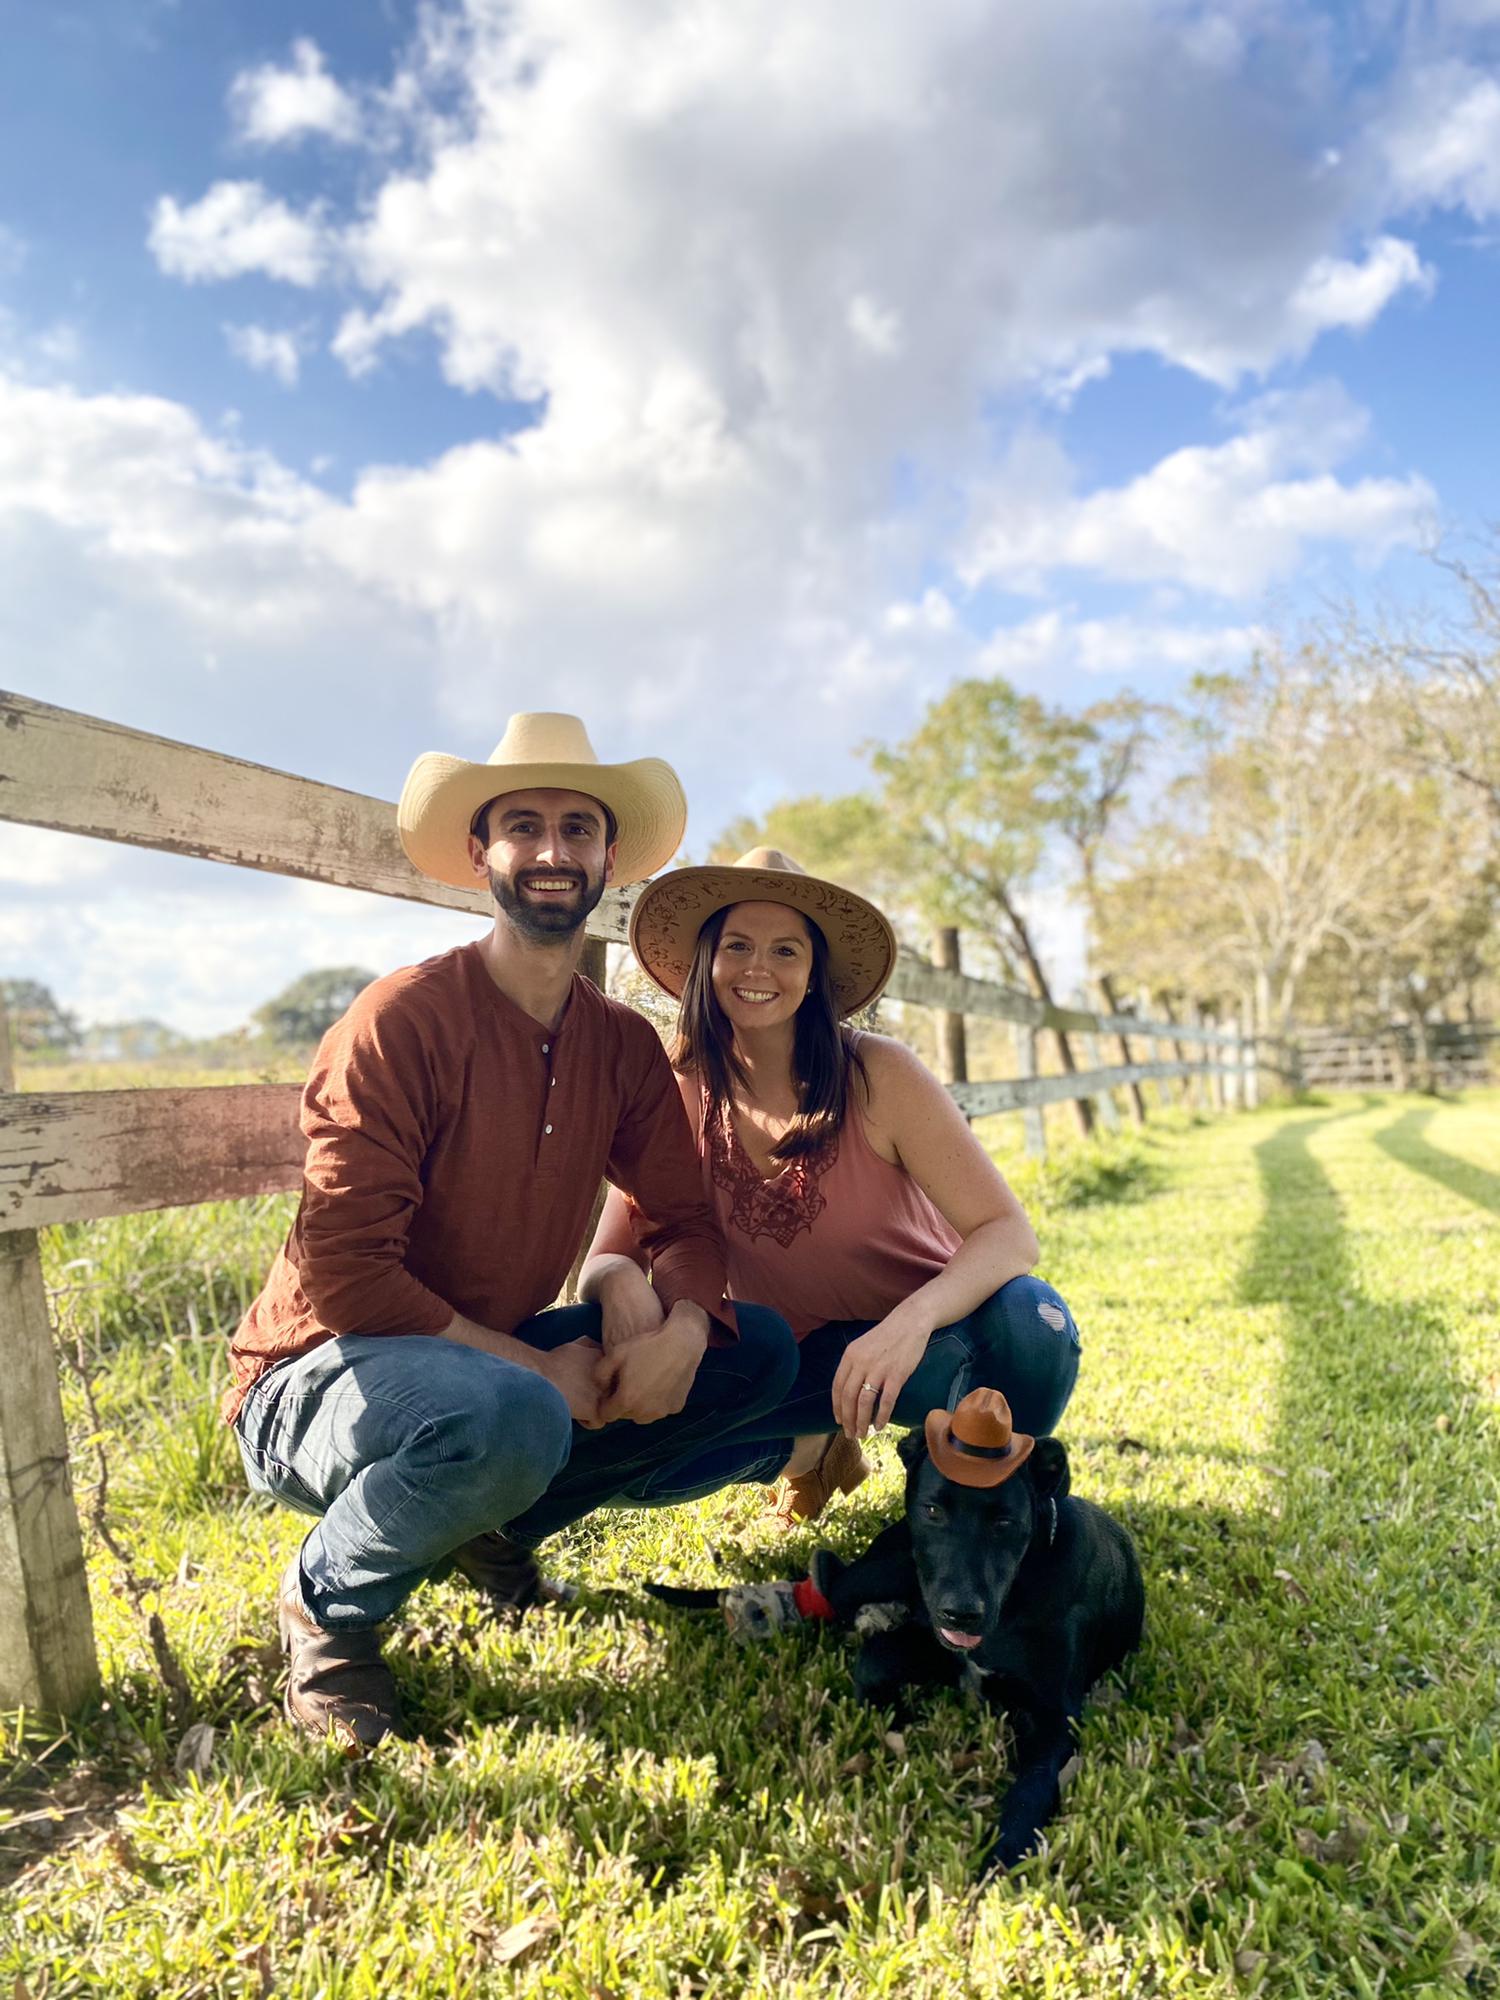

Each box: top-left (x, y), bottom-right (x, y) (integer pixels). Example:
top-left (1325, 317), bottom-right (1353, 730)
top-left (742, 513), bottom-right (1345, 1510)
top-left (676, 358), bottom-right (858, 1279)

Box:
top-left (491, 864), bottom-right (607, 943)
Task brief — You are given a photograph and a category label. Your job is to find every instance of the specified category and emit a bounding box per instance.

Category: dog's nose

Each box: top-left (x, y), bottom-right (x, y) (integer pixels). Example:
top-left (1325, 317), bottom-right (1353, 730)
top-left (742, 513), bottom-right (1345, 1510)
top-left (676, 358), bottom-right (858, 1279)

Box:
top-left (939, 1607), bottom-right (983, 1629)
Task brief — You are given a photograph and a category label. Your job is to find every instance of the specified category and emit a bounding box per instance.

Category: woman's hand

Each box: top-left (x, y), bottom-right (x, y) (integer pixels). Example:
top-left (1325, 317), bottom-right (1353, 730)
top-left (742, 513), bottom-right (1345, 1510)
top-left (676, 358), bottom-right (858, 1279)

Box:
top-left (595, 1258), bottom-right (667, 1352)
top-left (832, 1307), bottom-right (932, 1440)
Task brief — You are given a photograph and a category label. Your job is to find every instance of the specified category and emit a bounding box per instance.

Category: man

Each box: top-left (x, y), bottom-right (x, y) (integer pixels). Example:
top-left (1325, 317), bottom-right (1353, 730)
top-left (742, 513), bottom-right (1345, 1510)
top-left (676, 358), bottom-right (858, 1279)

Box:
top-left (228, 712), bottom-right (796, 1746)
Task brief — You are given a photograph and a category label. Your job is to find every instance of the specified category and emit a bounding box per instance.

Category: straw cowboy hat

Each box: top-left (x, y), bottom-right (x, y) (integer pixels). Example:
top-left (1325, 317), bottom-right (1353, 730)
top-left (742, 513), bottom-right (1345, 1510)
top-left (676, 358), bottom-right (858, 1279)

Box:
top-left (397, 712), bottom-right (687, 890)
top-left (629, 846), bottom-right (898, 1018)
top-left (925, 1388), bottom-right (1036, 1490)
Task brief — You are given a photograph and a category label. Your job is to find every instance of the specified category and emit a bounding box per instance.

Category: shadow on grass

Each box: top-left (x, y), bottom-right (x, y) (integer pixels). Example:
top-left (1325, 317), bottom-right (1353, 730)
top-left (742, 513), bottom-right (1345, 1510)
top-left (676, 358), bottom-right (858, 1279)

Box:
top-left (1371, 1105), bottom-right (1500, 1220)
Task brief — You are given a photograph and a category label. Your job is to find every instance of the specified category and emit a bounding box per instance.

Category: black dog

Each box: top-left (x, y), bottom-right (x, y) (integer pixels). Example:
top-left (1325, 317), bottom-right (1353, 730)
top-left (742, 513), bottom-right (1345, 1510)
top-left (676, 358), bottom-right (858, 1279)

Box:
top-left (651, 1401), bottom-right (1142, 1875)
top-left (812, 1420), bottom-right (1144, 1873)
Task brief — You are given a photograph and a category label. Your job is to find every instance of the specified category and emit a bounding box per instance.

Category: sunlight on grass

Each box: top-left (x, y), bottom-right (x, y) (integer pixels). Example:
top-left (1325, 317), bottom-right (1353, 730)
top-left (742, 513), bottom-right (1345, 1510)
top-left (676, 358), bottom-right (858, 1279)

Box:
top-left (3, 1094), bottom-right (1496, 1997)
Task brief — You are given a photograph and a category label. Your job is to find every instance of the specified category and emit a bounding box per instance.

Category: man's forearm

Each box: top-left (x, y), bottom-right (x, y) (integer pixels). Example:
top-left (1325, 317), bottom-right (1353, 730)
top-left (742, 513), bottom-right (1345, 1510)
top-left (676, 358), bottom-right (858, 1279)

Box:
top-left (441, 1310), bottom-right (557, 1375)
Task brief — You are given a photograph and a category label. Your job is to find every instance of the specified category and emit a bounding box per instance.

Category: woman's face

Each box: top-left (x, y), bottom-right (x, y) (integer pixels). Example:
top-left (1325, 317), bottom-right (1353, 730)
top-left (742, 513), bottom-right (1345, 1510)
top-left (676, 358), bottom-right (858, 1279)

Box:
top-left (710, 901), bottom-right (814, 1035)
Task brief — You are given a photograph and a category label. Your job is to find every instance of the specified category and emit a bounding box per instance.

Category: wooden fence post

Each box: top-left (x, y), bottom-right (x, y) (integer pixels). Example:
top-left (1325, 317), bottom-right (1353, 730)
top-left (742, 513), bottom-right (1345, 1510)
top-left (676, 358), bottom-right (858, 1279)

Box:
top-left (933, 929), bottom-right (968, 1088)
top-left (1078, 1003), bottom-right (1120, 1132)
top-left (1224, 1017), bottom-right (1241, 1110)
top-left (1241, 997), bottom-right (1261, 1109)
top-left (0, 1000), bottom-right (99, 1712)
top-left (1139, 990), bottom-right (1174, 1108)
top-left (1204, 1011), bottom-right (1225, 1112)
top-left (1013, 1024), bottom-right (1047, 1158)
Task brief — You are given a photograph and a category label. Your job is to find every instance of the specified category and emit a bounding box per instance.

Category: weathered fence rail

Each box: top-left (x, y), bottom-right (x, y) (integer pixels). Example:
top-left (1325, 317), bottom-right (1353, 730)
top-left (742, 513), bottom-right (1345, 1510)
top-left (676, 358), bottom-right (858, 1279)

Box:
top-left (0, 690), bottom-right (1279, 1711)
top-left (1294, 1021), bottom-right (1494, 1092)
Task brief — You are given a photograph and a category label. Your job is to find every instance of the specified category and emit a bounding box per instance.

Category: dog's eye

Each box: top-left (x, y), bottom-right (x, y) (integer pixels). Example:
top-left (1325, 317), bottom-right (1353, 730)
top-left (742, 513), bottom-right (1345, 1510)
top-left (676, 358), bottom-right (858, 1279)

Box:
top-left (921, 1502), bottom-right (944, 1523)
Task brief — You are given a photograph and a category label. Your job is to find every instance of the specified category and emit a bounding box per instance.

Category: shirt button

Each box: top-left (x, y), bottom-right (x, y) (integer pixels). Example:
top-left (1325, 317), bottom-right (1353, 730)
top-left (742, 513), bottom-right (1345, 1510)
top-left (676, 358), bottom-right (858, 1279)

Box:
top-left (544, 1123), bottom-right (553, 1134)
top-left (550, 1077), bottom-right (557, 1087)
top-left (541, 1042), bottom-right (550, 1053)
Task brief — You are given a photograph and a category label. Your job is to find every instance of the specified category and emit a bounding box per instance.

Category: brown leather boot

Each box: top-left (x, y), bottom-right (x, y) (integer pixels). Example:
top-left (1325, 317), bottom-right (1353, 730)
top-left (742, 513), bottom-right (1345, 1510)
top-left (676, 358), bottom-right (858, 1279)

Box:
top-left (449, 1529), bottom-right (578, 1614)
top-left (765, 1431), bottom-right (871, 1529)
top-left (278, 1561), bottom-right (401, 1748)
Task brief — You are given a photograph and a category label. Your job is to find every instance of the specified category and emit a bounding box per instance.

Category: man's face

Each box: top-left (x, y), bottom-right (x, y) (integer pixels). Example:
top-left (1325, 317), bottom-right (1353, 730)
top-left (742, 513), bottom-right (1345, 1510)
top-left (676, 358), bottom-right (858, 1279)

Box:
top-left (468, 787), bottom-right (616, 942)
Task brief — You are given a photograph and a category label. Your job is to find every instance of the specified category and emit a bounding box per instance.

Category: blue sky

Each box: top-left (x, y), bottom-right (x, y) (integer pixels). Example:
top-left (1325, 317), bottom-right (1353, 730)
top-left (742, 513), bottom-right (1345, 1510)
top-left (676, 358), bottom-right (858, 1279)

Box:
top-left (2, 0), bottom-right (1499, 1034)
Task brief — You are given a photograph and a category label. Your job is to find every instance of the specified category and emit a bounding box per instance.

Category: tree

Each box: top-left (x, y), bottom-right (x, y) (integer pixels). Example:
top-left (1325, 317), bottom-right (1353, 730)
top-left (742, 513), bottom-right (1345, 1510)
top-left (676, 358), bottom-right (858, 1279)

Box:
top-left (253, 967), bottom-right (378, 1049)
top-left (0, 978), bottom-right (82, 1054)
top-left (1094, 642), bottom-right (1497, 1032)
top-left (711, 677), bottom-right (1108, 1134)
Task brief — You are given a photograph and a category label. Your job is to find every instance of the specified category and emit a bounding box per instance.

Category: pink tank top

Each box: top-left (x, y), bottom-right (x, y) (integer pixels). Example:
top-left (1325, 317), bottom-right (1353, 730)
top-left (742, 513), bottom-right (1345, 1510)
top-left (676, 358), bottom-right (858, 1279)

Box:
top-left (695, 1053), bottom-right (961, 1337)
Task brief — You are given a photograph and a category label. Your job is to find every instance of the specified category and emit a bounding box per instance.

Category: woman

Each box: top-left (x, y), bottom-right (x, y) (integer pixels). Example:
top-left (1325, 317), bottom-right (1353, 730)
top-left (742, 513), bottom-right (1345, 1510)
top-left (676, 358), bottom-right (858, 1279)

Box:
top-left (579, 848), bottom-right (1081, 1524)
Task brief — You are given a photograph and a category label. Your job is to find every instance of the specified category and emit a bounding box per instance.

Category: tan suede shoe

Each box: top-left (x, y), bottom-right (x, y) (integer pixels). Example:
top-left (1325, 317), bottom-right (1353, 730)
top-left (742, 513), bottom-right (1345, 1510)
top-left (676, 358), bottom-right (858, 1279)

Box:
top-left (765, 1431), bottom-right (871, 1529)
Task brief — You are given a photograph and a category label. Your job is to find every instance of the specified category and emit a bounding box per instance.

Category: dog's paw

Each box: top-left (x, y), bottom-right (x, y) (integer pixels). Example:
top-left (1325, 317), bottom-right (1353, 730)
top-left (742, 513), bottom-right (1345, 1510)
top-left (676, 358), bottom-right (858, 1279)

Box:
top-left (853, 1600), bottom-right (910, 1637)
top-left (981, 1818), bottom-right (1043, 1877)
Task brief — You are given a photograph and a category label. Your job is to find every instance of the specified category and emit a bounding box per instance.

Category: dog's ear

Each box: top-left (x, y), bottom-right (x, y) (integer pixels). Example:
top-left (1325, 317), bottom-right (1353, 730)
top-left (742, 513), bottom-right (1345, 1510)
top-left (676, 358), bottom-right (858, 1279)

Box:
top-left (1028, 1437), bottom-right (1070, 1500)
top-left (895, 1427), bottom-right (928, 1470)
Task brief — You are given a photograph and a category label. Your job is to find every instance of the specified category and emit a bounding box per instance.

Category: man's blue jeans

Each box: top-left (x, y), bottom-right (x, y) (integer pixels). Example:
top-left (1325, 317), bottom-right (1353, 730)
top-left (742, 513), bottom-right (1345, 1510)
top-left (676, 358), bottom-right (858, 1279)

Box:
top-left (234, 1302), bottom-right (797, 1629)
top-left (619, 1274), bottom-right (1082, 1504)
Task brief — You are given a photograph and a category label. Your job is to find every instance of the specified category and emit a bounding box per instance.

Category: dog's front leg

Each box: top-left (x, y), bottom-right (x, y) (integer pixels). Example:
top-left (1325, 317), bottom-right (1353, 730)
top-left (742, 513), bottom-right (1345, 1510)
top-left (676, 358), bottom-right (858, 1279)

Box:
top-left (852, 1624), bottom-right (961, 1714)
top-left (981, 1703), bottom-right (1080, 1875)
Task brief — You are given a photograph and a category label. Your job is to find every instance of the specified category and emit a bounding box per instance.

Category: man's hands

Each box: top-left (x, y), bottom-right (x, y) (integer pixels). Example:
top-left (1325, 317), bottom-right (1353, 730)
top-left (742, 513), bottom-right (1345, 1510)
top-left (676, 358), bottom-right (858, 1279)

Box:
top-left (536, 1335), bottom-right (611, 1429)
top-left (596, 1301), bottom-right (709, 1425)
top-left (831, 1305), bottom-right (931, 1440)
top-left (440, 1290), bottom-right (709, 1430)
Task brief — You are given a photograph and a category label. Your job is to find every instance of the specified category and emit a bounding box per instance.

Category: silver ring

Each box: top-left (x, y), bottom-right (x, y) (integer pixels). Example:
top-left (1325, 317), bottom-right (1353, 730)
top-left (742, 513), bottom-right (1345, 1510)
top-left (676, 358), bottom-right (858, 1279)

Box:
top-left (861, 1380), bottom-right (878, 1395)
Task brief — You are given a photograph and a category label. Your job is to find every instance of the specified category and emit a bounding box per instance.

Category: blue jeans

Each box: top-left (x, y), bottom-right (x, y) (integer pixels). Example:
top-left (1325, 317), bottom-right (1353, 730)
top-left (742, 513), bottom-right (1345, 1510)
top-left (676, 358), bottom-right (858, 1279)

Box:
top-left (234, 1301), bottom-right (797, 1628)
top-left (621, 1274), bottom-right (1082, 1505)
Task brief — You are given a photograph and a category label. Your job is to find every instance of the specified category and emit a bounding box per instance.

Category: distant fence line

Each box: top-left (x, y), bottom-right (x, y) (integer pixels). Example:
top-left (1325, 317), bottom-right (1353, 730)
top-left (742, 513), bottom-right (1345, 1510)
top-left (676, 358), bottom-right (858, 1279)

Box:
top-left (0, 689), bottom-right (1286, 1715)
top-left (1294, 1021), bottom-right (1495, 1093)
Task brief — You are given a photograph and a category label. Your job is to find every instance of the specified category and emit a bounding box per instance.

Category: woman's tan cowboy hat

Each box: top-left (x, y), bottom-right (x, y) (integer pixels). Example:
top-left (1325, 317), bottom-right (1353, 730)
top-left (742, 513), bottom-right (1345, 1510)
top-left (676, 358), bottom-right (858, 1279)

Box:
top-left (397, 712), bottom-right (687, 890)
top-left (629, 846), bottom-right (897, 1017)
top-left (925, 1389), bottom-right (1036, 1490)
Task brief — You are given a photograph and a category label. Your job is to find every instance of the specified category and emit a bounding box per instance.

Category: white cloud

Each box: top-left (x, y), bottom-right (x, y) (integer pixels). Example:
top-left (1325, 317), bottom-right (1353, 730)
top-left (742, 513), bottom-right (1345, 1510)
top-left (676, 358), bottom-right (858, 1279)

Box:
top-left (229, 37), bottom-right (362, 148)
top-left (149, 181), bottom-right (329, 286)
top-left (1381, 62), bottom-right (1500, 220)
top-left (961, 386), bottom-right (1436, 599)
top-left (1285, 235), bottom-right (1433, 344)
top-left (978, 609), bottom-right (1268, 681)
top-left (224, 322), bottom-right (303, 385)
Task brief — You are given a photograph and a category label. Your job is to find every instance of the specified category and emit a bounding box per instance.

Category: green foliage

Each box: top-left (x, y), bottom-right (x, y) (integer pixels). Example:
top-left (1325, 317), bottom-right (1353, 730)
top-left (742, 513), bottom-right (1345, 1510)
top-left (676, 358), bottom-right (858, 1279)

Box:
top-left (252, 967), bottom-right (378, 1050)
top-left (6, 1096), bottom-right (1498, 1996)
top-left (0, 976), bottom-right (81, 1053)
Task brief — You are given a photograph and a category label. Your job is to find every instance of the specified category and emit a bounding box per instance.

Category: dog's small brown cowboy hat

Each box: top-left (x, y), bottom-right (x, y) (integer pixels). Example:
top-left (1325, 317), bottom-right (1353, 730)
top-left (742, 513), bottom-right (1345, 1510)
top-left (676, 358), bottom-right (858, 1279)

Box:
top-left (629, 846), bottom-right (898, 1019)
top-left (925, 1388), bottom-right (1036, 1489)
top-left (398, 712), bottom-right (687, 891)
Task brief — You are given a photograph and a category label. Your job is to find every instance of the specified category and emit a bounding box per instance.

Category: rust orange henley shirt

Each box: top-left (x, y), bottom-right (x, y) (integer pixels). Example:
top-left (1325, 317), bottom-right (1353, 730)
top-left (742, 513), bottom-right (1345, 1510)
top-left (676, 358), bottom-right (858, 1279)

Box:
top-left (224, 941), bottom-right (731, 1424)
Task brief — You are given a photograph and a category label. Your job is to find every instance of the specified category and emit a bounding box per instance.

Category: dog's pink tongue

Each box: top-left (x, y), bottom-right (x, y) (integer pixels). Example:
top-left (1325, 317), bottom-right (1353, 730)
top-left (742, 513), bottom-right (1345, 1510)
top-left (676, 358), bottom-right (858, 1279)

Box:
top-left (940, 1627), bottom-right (982, 1650)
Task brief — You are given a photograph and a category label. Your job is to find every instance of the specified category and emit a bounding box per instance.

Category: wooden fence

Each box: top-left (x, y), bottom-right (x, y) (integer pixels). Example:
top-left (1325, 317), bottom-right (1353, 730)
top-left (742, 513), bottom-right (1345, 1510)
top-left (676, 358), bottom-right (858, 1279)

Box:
top-left (1294, 1021), bottom-right (1494, 1093)
top-left (0, 690), bottom-right (1274, 1713)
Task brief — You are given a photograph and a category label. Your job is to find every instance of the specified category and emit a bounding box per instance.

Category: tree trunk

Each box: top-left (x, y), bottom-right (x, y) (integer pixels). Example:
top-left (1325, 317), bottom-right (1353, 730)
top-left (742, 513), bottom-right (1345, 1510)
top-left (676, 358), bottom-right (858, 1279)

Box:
top-left (1098, 973), bottom-right (1148, 1126)
top-left (932, 928), bottom-right (968, 1086)
top-left (996, 886), bottom-right (1095, 1137)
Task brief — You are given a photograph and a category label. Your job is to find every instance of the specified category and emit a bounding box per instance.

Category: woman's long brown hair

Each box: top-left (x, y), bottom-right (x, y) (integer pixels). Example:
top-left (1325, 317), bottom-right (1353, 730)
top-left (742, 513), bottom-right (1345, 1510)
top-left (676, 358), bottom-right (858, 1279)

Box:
top-left (670, 905), bottom-right (867, 1161)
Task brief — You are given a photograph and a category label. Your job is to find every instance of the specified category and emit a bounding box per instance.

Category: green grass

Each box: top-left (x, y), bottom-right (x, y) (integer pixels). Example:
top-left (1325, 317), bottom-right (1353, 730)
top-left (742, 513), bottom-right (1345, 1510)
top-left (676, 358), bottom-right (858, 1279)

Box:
top-left (4, 1095), bottom-right (1498, 1997)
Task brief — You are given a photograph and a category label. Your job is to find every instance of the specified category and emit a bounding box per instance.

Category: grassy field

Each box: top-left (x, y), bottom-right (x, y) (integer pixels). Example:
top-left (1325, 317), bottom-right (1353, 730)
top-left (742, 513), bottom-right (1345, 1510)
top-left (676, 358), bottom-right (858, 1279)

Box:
top-left (2, 1093), bottom-right (1497, 1998)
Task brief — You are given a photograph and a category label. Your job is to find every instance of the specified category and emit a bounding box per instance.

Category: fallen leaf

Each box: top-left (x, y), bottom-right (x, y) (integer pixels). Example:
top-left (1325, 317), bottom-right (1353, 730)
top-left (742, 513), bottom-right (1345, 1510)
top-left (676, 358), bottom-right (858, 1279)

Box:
top-left (838, 1751), bottom-right (872, 1778)
top-left (173, 1723), bottom-right (216, 1780)
top-left (1272, 1569), bottom-right (1308, 1603)
top-left (1057, 1754), bottom-right (1082, 1791)
top-left (232, 1942), bottom-right (274, 1998)
top-left (883, 1730), bottom-right (907, 1758)
top-left (105, 1827), bottom-right (147, 1875)
top-left (950, 1749), bottom-right (984, 1772)
top-left (1434, 1413), bottom-right (1452, 1434)
top-left (1115, 1435), bottom-right (1151, 1454)
top-left (491, 1913), bottom-right (557, 1966)
top-left (1234, 1948), bottom-right (1267, 1976)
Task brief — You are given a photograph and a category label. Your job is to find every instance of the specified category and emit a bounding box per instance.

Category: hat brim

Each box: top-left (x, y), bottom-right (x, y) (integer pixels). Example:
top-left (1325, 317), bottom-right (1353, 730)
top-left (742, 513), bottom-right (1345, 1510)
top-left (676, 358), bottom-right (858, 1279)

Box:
top-left (629, 864), bottom-right (898, 1018)
top-left (924, 1409), bottom-right (1036, 1489)
top-left (397, 752), bottom-right (687, 890)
